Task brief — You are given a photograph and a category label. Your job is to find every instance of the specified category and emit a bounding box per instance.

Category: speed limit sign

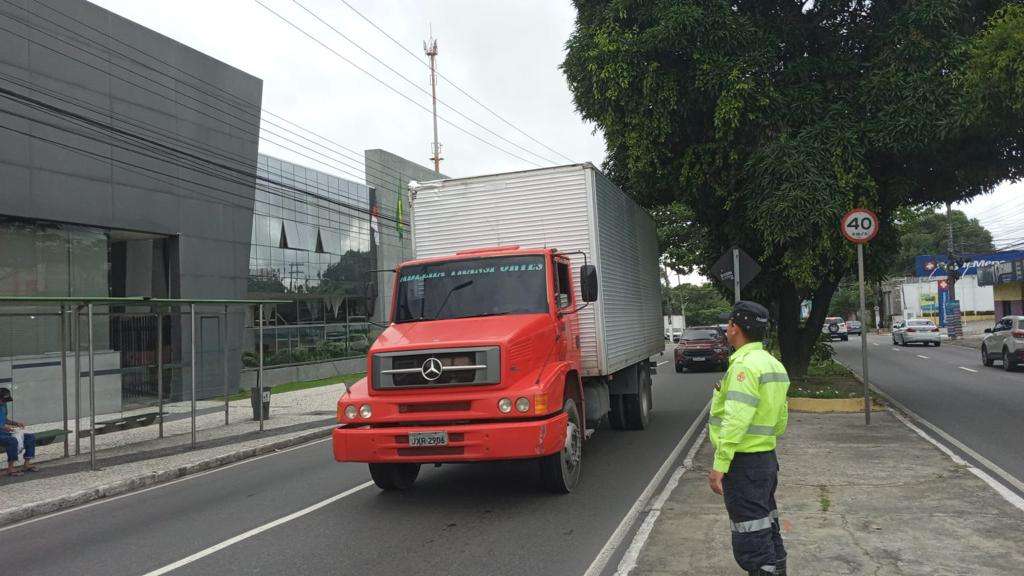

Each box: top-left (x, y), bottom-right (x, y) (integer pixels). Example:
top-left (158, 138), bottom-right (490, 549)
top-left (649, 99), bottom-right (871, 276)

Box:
top-left (841, 208), bottom-right (878, 244)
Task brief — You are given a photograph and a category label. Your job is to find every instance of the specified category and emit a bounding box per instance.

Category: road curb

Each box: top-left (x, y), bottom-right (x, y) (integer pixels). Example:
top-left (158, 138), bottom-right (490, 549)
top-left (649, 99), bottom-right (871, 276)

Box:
top-left (0, 425), bottom-right (335, 528)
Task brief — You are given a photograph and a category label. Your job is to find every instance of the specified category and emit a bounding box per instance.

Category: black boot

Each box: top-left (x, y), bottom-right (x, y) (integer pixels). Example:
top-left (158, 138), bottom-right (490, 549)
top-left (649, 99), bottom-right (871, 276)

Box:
top-left (748, 560), bottom-right (786, 576)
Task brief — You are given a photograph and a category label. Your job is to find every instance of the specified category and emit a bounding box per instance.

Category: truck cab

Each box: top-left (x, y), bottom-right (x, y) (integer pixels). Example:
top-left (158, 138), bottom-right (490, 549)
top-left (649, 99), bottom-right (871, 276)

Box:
top-left (333, 246), bottom-right (597, 493)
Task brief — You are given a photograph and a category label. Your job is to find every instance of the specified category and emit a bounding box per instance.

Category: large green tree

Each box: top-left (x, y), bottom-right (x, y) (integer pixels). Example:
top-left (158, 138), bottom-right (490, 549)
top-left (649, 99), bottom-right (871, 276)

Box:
top-left (891, 209), bottom-right (995, 277)
top-left (673, 283), bottom-right (732, 326)
top-left (564, 1), bottom-right (1024, 376)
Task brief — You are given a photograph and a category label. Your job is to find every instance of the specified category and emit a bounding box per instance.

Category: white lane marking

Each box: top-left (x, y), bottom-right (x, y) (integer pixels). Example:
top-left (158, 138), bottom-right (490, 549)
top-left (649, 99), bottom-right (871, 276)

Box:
top-left (889, 409), bottom-right (1024, 513)
top-left (959, 367), bottom-right (979, 373)
top-left (860, 379), bottom-right (1024, 504)
top-left (656, 361), bottom-right (669, 366)
top-left (892, 347), bottom-right (901, 351)
top-left (584, 400), bottom-right (711, 576)
top-left (0, 435), bottom-right (333, 534)
top-left (140, 481), bottom-right (374, 576)
top-left (872, 343), bottom-right (880, 347)
top-left (613, 427), bottom-right (707, 576)
top-left (916, 354), bottom-right (930, 359)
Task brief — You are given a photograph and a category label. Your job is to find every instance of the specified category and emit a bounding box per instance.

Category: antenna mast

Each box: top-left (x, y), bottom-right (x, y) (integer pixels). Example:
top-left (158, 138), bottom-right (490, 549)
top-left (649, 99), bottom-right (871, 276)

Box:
top-left (424, 30), bottom-right (442, 173)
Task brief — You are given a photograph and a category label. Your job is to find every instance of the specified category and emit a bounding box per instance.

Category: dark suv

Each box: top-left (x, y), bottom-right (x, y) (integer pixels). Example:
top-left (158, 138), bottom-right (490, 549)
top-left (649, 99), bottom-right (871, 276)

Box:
top-left (674, 326), bottom-right (730, 373)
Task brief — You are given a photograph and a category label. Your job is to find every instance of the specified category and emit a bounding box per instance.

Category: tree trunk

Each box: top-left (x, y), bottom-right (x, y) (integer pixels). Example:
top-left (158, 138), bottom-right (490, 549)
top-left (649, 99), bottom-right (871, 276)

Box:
top-left (777, 277), bottom-right (840, 379)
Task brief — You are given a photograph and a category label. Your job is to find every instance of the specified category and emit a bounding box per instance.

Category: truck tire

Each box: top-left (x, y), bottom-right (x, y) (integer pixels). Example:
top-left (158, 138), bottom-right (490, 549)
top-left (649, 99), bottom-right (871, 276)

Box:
top-left (540, 398), bottom-right (582, 493)
top-left (368, 463), bottom-right (421, 491)
top-left (623, 366), bottom-right (653, 431)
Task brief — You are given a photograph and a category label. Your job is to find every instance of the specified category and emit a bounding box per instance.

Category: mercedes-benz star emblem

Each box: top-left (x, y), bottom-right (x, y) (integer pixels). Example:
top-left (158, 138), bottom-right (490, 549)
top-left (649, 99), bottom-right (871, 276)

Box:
top-left (421, 357), bottom-right (444, 381)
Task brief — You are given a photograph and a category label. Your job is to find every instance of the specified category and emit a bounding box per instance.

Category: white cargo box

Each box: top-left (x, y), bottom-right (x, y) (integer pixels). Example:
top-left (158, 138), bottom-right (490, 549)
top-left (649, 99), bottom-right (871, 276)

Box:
top-left (409, 164), bottom-right (663, 377)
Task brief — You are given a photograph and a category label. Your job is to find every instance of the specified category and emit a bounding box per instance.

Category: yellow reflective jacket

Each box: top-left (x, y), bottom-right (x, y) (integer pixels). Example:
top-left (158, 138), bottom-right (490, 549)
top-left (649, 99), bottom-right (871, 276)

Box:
top-left (709, 342), bottom-right (790, 473)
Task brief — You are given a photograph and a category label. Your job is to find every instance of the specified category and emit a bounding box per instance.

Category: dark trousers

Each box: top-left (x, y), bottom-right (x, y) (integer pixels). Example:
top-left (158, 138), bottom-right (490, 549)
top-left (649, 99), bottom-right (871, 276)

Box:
top-left (722, 450), bottom-right (786, 573)
top-left (1, 430), bottom-right (36, 463)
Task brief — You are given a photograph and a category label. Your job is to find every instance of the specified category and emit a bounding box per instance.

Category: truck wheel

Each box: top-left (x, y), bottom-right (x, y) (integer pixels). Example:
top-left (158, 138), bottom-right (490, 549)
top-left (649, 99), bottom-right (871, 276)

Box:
top-left (623, 367), bottom-right (653, 430)
top-left (368, 463), bottom-right (421, 491)
top-left (540, 398), bottom-right (582, 493)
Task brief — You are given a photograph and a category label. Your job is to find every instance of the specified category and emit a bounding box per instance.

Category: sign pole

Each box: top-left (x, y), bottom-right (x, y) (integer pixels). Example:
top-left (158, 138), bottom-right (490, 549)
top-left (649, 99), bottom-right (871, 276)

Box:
top-left (842, 208), bottom-right (878, 426)
top-left (732, 248), bottom-right (741, 303)
top-left (858, 243), bottom-right (870, 425)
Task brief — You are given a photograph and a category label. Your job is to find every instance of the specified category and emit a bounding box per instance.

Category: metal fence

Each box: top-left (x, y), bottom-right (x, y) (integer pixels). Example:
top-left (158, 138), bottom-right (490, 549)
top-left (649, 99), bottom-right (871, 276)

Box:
top-left (0, 297), bottom-right (286, 470)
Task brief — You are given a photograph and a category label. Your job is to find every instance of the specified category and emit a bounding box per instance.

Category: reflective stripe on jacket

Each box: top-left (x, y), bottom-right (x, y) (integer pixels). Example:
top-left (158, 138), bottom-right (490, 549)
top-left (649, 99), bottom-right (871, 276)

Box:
top-left (709, 342), bottom-right (789, 473)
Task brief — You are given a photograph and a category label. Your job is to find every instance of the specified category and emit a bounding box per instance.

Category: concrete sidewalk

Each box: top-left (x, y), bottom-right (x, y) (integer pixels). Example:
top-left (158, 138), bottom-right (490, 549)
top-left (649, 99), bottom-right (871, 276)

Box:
top-left (0, 381), bottom-right (350, 527)
top-left (632, 411), bottom-right (1024, 575)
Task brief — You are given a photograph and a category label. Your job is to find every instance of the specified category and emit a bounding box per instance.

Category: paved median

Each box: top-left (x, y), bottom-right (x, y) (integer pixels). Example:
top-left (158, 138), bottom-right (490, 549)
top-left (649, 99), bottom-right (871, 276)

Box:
top-left (630, 411), bottom-right (1024, 575)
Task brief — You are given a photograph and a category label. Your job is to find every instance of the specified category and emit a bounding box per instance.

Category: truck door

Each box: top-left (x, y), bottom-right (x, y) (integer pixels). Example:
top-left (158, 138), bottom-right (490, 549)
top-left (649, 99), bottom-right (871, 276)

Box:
top-left (554, 258), bottom-right (580, 363)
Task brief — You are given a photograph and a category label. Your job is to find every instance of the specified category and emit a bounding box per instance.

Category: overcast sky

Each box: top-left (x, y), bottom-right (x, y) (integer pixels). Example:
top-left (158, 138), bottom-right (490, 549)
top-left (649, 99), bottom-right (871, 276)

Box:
top-left (91, 0), bottom-right (1022, 261)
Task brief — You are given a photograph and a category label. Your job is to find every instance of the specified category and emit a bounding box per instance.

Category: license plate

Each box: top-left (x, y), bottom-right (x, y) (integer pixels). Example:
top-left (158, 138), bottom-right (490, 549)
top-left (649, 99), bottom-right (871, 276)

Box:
top-left (409, 431), bottom-right (448, 447)
top-left (692, 357), bottom-right (706, 362)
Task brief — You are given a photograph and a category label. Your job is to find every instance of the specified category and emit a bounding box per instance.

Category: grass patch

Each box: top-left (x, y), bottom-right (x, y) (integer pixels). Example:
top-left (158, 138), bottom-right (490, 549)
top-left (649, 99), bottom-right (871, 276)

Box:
top-left (818, 485), bottom-right (831, 512)
top-left (225, 372), bottom-right (365, 401)
top-left (788, 360), bottom-right (868, 399)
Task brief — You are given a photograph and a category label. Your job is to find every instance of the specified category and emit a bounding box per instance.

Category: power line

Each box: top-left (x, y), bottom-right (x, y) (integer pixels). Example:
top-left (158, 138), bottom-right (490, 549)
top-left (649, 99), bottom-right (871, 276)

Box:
top-left (251, 0), bottom-right (546, 168)
top-left (334, 0), bottom-right (576, 164)
top-left (288, 0), bottom-right (558, 166)
top-left (0, 87), bottom-right (406, 227)
top-left (6, 0), bottom-right (439, 188)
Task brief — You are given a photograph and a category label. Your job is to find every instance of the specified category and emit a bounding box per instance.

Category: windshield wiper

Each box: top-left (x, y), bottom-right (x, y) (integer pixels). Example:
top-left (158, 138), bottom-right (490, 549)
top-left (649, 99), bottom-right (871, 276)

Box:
top-left (432, 280), bottom-right (474, 320)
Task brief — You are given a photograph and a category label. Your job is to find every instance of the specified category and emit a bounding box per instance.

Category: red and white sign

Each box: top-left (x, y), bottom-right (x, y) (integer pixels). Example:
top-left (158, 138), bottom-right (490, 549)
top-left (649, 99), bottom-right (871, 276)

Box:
top-left (841, 208), bottom-right (879, 244)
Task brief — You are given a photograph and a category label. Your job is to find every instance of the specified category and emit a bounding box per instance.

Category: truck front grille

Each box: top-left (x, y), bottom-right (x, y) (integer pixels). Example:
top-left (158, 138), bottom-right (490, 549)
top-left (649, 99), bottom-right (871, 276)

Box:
top-left (372, 347), bottom-right (501, 390)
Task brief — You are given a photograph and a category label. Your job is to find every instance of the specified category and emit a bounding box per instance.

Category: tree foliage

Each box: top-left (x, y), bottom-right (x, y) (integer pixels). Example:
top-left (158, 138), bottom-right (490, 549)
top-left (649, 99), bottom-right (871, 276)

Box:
top-left (890, 209), bottom-right (995, 277)
top-left (563, 0), bottom-right (1024, 376)
top-left (666, 282), bottom-right (732, 326)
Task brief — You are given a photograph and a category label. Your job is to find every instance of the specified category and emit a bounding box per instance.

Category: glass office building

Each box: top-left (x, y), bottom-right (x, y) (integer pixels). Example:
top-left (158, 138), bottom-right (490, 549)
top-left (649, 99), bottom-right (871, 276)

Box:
top-left (246, 155), bottom-right (376, 366)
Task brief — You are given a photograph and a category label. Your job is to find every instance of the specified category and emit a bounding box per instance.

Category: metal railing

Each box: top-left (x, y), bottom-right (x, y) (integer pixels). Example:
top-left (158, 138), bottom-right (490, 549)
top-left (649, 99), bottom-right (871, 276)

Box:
top-left (0, 296), bottom-right (287, 470)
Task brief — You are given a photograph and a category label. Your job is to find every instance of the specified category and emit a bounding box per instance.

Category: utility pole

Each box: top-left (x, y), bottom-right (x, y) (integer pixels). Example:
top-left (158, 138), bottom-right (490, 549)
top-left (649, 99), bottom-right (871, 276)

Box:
top-left (946, 202), bottom-right (957, 302)
top-left (424, 31), bottom-right (442, 173)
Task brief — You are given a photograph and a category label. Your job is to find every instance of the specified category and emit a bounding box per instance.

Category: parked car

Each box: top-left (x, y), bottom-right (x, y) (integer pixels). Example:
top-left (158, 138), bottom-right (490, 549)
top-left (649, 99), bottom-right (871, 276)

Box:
top-left (674, 326), bottom-right (730, 373)
top-left (981, 316), bottom-right (1024, 371)
top-left (665, 328), bottom-right (683, 343)
top-left (822, 317), bottom-right (849, 342)
top-left (892, 318), bottom-right (941, 347)
top-left (846, 320), bottom-right (862, 336)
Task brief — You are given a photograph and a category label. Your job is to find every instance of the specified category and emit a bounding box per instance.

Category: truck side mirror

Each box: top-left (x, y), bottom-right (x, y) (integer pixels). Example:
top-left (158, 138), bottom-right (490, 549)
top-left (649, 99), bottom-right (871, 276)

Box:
top-left (580, 265), bottom-right (598, 302)
top-left (364, 281), bottom-right (377, 317)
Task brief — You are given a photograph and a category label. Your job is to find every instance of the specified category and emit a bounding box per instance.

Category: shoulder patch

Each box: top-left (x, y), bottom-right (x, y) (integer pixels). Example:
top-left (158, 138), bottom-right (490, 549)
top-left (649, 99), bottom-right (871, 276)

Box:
top-left (736, 371), bottom-right (747, 382)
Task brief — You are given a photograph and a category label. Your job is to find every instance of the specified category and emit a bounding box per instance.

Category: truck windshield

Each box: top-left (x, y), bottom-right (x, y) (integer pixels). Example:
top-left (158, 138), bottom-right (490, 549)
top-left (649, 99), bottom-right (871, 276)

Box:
top-left (394, 255), bottom-right (548, 323)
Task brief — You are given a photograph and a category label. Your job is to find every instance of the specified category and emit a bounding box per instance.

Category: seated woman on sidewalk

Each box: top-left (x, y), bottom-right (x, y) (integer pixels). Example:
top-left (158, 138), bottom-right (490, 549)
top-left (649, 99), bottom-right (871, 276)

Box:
top-left (0, 387), bottom-right (37, 476)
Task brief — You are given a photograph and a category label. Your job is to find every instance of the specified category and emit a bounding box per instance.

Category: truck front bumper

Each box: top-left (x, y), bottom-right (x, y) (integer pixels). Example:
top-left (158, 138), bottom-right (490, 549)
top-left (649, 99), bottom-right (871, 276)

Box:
top-left (332, 412), bottom-right (569, 464)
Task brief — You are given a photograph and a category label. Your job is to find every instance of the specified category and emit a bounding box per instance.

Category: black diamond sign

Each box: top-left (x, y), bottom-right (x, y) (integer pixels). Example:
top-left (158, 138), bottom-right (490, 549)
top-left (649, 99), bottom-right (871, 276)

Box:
top-left (710, 247), bottom-right (761, 291)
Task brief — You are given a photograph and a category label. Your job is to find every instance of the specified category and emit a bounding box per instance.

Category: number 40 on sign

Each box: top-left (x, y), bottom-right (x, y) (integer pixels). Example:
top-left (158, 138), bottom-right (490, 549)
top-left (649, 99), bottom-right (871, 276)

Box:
top-left (841, 208), bottom-right (879, 244)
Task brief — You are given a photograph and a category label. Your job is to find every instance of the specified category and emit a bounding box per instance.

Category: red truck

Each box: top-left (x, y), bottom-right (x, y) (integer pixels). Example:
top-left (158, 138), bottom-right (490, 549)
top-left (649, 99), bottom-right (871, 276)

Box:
top-left (333, 164), bottom-right (664, 493)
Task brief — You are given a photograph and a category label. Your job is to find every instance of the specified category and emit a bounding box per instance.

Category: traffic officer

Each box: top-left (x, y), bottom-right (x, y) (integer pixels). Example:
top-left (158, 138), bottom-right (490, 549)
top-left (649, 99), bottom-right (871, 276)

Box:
top-left (707, 301), bottom-right (789, 575)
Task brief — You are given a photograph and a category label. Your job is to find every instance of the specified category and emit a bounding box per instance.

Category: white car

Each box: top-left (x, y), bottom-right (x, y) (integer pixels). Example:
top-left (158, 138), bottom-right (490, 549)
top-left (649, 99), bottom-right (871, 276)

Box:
top-left (981, 316), bottom-right (1024, 371)
top-left (892, 319), bottom-right (941, 347)
top-left (822, 317), bottom-right (848, 342)
top-left (665, 328), bottom-right (683, 343)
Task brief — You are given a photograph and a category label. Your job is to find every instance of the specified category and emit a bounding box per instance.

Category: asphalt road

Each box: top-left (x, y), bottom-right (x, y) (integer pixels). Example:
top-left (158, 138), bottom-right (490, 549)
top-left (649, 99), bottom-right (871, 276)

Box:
top-left (2, 345), bottom-right (715, 576)
top-left (833, 335), bottom-right (1024, 488)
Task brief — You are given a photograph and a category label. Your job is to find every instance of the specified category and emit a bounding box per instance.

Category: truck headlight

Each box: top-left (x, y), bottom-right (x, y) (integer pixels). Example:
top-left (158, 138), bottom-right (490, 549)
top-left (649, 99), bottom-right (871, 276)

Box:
top-left (498, 398), bottom-right (513, 413)
top-left (345, 405), bottom-right (358, 420)
top-left (359, 404), bottom-right (372, 419)
top-left (515, 397), bottom-right (530, 413)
